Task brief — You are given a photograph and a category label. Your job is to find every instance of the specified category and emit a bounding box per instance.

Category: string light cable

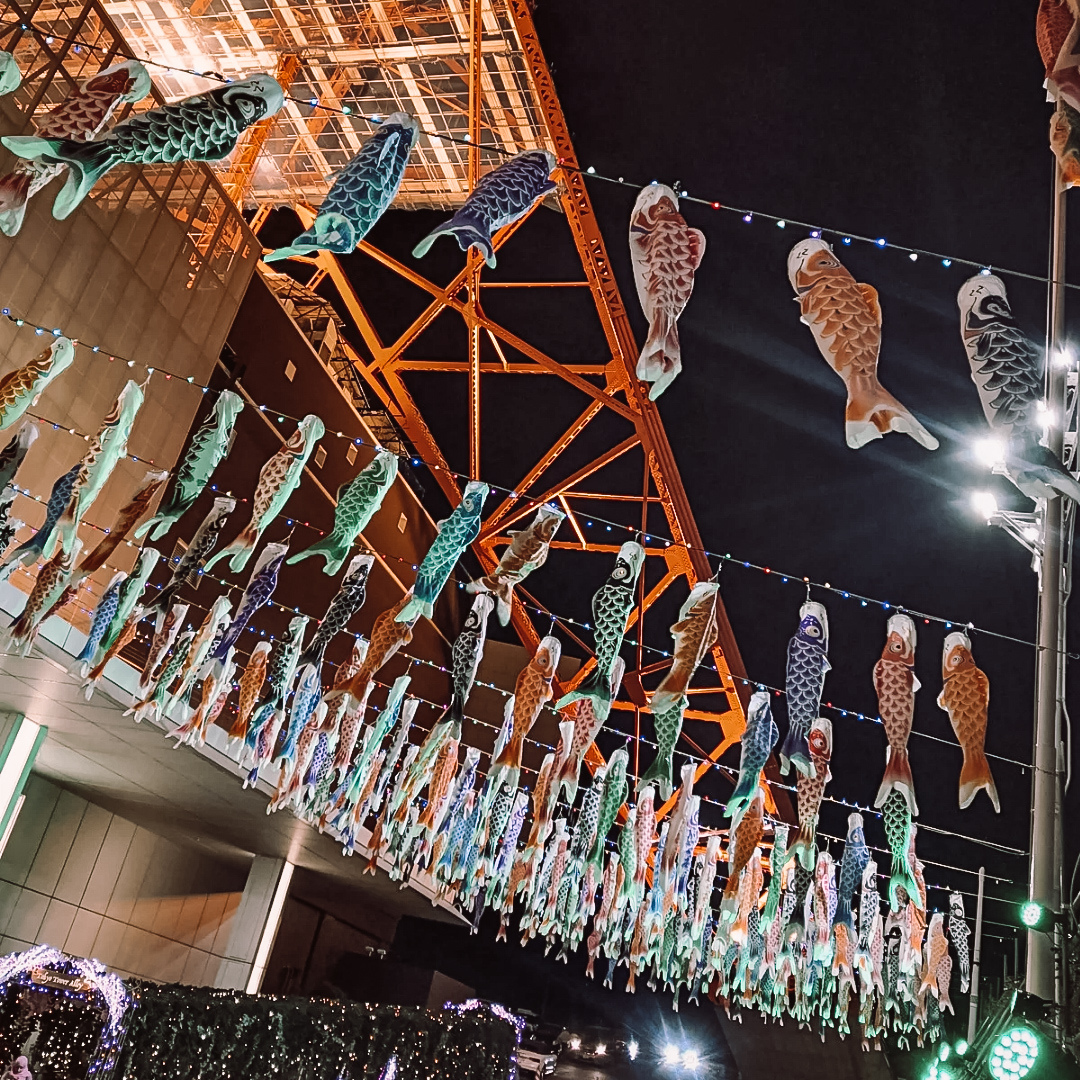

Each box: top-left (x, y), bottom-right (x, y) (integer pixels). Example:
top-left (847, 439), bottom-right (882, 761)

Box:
top-left (0, 304), bottom-right (1067, 670)
top-left (4, 17), bottom-right (1080, 297)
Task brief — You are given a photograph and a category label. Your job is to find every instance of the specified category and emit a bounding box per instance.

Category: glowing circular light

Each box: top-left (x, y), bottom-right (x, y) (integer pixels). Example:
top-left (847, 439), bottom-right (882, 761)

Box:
top-left (955, 1041), bottom-right (969, 1056)
top-left (595, 1044), bottom-right (606, 1057)
top-left (1020, 901), bottom-right (1045, 929)
top-left (973, 437), bottom-right (1006, 469)
top-left (940, 1044), bottom-right (951, 1061)
top-left (683, 1049), bottom-right (701, 1071)
top-left (628, 1041), bottom-right (639, 1061)
top-left (568, 1037), bottom-right (581, 1052)
top-left (989, 1027), bottom-right (1039, 1080)
top-left (663, 1044), bottom-right (681, 1066)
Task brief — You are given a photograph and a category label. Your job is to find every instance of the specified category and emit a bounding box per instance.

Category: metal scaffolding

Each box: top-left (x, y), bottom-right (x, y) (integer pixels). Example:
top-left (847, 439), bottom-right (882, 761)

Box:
top-left (12, 0), bottom-right (786, 824)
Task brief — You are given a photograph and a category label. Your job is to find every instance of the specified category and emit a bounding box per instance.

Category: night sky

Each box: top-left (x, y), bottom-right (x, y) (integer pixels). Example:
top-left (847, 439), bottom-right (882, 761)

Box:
top-left (265, 0), bottom-right (1074, 1032)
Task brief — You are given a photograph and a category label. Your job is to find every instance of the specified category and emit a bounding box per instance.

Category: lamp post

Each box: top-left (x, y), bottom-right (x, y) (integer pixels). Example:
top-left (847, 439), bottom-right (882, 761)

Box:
top-left (1027, 166), bottom-right (1070, 1014)
top-left (973, 164), bottom-right (1075, 1026)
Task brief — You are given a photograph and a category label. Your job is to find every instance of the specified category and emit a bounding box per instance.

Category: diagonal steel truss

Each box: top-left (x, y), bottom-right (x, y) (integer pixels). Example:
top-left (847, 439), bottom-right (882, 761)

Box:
top-left (248, 0), bottom-right (788, 827)
top-left (86, 0), bottom-right (786, 824)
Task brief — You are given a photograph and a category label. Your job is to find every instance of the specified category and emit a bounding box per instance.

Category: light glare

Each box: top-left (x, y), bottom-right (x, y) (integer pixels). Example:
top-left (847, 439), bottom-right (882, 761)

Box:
top-left (974, 437), bottom-right (1006, 468)
top-left (971, 491), bottom-right (999, 519)
top-left (683, 1049), bottom-right (701, 1070)
top-left (664, 1044), bottom-right (681, 1066)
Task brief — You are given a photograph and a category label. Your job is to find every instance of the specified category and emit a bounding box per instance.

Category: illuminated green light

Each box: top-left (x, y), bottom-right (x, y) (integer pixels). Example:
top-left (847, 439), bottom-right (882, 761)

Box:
top-left (990, 1027), bottom-right (1040, 1080)
top-left (940, 1045), bottom-right (951, 1062)
top-left (956, 1041), bottom-right (969, 1056)
top-left (1020, 901), bottom-right (1045, 929)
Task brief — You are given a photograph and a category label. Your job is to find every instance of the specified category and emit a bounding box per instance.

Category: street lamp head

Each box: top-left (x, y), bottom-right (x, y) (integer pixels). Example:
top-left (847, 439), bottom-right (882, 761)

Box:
top-left (971, 491), bottom-right (999, 520)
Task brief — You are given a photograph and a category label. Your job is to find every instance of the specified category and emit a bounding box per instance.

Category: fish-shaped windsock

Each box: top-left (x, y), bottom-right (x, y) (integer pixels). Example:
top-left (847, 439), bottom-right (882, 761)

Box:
top-left (412, 149), bottom-right (557, 268)
top-left (881, 789), bottom-right (917, 910)
top-left (787, 239), bottom-right (938, 451)
top-left (97, 546), bottom-right (159, 661)
top-left (642, 695), bottom-right (687, 805)
top-left (0, 337), bottom-right (75, 434)
top-left (489, 635), bottom-right (562, 785)
top-left (287, 448), bottom-right (397, 575)
top-left (628, 184), bottom-right (706, 400)
top-left (957, 274), bottom-right (1080, 504)
top-left (0, 52), bottom-right (21, 97)
top-left (205, 414), bottom-right (324, 575)
top-left (835, 812), bottom-right (870, 929)
top-left (4, 539), bottom-right (81, 655)
top-left (0, 462), bottom-right (81, 575)
top-left (0, 60), bottom-right (151, 237)
top-left (1050, 99), bottom-right (1080, 187)
top-left (726, 690), bottom-right (779, 825)
top-left (266, 113), bottom-right (419, 261)
top-left (78, 469), bottom-right (168, 580)
top-left (74, 571), bottom-right (126, 673)
top-left (0, 426), bottom-right (36, 552)
top-left (226, 640), bottom-right (272, 743)
top-left (467, 504), bottom-right (564, 626)
top-left (874, 613), bottom-right (919, 815)
top-left (780, 600), bottom-right (830, 777)
top-left (53, 379), bottom-right (144, 557)
top-left (0, 425), bottom-right (36, 494)
top-left (447, 592), bottom-right (494, 733)
top-left (947, 891), bottom-right (972, 994)
top-left (556, 541), bottom-right (644, 717)
top-left (334, 592), bottom-right (417, 706)
top-left (723, 786), bottom-right (764, 901)
top-left (3, 537), bottom-right (81, 652)
top-left (2, 75), bottom-right (285, 221)
top-left (1039, 0), bottom-right (1080, 112)
top-left (143, 497), bottom-right (235, 626)
top-left (647, 582), bottom-right (718, 719)
top-left (586, 745), bottom-right (629, 871)
top-left (938, 632), bottom-right (998, 812)
top-left (136, 390), bottom-right (243, 541)
top-left (209, 541), bottom-right (288, 663)
top-left (396, 481), bottom-right (488, 623)
top-left (139, 602), bottom-right (188, 694)
top-left (296, 553), bottom-right (372, 672)
top-left (555, 657), bottom-right (625, 806)
top-left (787, 718), bottom-right (833, 870)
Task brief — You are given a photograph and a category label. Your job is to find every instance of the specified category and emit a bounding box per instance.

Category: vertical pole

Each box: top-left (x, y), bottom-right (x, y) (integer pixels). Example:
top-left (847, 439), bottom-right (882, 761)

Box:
top-left (1028, 165), bottom-right (1068, 1014)
top-left (968, 866), bottom-right (986, 1043)
top-left (466, 0), bottom-right (483, 480)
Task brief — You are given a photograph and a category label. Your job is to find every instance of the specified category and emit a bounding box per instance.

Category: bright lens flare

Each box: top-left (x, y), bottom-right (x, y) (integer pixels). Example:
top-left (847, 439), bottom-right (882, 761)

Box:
top-left (628, 1041), bottom-right (639, 1062)
top-left (568, 1037), bottom-right (581, 1052)
top-left (971, 491), bottom-right (999, 519)
top-left (595, 1045), bottom-right (606, 1057)
top-left (683, 1049), bottom-right (701, 1070)
top-left (663, 1045), bottom-right (681, 1066)
top-left (974, 437), bottom-right (1006, 468)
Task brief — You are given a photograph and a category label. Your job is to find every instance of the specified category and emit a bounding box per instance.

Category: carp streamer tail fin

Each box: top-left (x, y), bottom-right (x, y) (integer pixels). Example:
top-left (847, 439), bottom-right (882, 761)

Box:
top-left (874, 746), bottom-right (918, 816)
top-left (958, 747), bottom-right (1000, 813)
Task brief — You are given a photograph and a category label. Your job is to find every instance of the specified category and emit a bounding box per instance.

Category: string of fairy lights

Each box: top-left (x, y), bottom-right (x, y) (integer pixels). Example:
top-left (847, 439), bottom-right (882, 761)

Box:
top-left (4, 18), bottom-right (1080, 298)
top-left (0, 314), bottom-right (1038, 903)
top-left (0, 305), bottom-right (1062, 666)
top-left (0, 23), bottom-right (1041, 936)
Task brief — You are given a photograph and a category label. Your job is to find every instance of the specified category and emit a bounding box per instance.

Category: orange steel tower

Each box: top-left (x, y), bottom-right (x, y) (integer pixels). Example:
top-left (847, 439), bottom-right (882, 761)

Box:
top-left (88, 0), bottom-right (784, 824)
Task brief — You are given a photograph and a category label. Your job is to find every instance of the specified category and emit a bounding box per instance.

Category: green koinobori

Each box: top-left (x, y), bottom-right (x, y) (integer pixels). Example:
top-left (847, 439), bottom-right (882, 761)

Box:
top-left (396, 480), bottom-right (489, 623)
top-left (555, 540), bottom-right (644, 718)
top-left (53, 378), bottom-right (144, 558)
top-left (287, 448), bottom-right (397, 575)
top-left (264, 113), bottom-right (419, 262)
top-left (1, 76), bottom-right (285, 220)
top-left (137, 390), bottom-right (244, 542)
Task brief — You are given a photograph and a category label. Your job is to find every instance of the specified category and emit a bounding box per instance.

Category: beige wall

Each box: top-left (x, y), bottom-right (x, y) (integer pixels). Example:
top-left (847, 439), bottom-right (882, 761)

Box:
top-left (0, 774), bottom-right (248, 984)
top-left (0, 14), bottom-right (260, 612)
